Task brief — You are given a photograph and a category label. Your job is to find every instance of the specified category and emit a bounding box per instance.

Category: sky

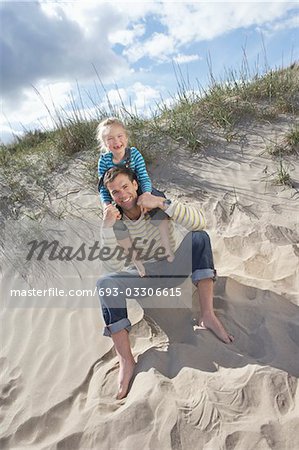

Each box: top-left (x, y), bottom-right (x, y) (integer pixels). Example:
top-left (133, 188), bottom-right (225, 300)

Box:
top-left (1, 0), bottom-right (298, 144)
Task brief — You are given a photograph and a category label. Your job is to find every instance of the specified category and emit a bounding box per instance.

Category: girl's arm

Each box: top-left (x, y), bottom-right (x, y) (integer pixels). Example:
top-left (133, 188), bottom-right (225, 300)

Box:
top-left (98, 155), bottom-right (112, 204)
top-left (131, 147), bottom-right (152, 193)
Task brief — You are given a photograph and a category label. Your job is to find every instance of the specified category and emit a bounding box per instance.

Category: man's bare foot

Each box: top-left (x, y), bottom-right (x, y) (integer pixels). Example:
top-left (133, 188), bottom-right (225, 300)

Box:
top-left (133, 259), bottom-right (145, 277)
top-left (116, 357), bottom-right (136, 400)
top-left (195, 313), bottom-right (234, 344)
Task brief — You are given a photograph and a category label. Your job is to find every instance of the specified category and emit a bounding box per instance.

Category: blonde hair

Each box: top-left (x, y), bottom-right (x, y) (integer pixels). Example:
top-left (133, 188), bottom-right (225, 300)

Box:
top-left (96, 117), bottom-right (127, 152)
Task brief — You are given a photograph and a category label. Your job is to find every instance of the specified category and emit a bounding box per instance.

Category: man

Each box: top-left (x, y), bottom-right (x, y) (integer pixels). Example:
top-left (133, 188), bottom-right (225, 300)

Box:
top-left (97, 167), bottom-right (233, 399)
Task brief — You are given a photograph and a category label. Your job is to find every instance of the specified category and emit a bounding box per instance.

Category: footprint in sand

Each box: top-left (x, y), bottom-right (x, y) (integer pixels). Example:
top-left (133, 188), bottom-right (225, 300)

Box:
top-left (225, 431), bottom-right (261, 450)
top-left (0, 357), bottom-right (23, 408)
top-left (265, 225), bottom-right (299, 245)
top-left (268, 372), bottom-right (297, 415)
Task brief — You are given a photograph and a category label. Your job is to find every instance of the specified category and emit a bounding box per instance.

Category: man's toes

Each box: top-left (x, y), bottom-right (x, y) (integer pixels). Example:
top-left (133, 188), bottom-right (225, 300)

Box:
top-left (116, 385), bottom-right (128, 400)
top-left (222, 333), bottom-right (234, 344)
top-left (228, 334), bottom-right (234, 343)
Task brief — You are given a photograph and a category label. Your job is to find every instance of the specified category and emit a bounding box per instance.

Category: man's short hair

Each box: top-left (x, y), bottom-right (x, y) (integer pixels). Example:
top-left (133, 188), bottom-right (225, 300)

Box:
top-left (103, 166), bottom-right (137, 188)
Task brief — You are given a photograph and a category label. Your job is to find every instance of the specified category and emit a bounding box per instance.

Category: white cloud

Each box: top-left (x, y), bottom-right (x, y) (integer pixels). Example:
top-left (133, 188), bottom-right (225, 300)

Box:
top-left (0, 81), bottom-right (72, 139)
top-left (173, 53), bottom-right (201, 64)
top-left (112, 1), bottom-right (160, 21)
top-left (0, 77), bottom-right (160, 143)
top-left (1, 2), bottom-right (129, 103)
top-left (160, 2), bottom-right (298, 43)
top-left (1, 0), bottom-right (298, 143)
top-left (109, 23), bottom-right (146, 46)
top-left (96, 82), bottom-right (161, 116)
top-left (121, 2), bottom-right (298, 63)
top-left (41, 0), bottom-right (125, 38)
top-left (0, 124), bottom-right (23, 144)
top-left (124, 32), bottom-right (176, 62)
top-left (145, 33), bottom-right (176, 60)
top-left (98, 87), bottom-right (128, 113)
top-left (132, 82), bottom-right (160, 111)
top-left (263, 14), bottom-right (299, 33)
top-left (4, 1), bottom-right (296, 92)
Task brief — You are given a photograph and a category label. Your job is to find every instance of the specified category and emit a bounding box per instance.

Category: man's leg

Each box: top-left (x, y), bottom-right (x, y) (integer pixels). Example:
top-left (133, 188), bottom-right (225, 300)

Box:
top-left (97, 232), bottom-right (232, 399)
top-left (196, 278), bottom-right (234, 343)
top-left (97, 270), bottom-right (180, 399)
top-left (111, 329), bottom-right (136, 399)
top-left (97, 273), bottom-right (136, 399)
top-left (191, 231), bottom-right (234, 343)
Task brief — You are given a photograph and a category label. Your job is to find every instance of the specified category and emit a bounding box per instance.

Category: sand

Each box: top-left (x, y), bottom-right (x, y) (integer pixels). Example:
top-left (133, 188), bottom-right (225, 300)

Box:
top-left (1, 116), bottom-right (299, 449)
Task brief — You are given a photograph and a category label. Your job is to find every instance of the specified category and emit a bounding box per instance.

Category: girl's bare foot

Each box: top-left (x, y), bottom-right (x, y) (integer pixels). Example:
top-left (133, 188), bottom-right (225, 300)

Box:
top-left (116, 358), bottom-right (136, 400)
top-left (195, 313), bottom-right (234, 344)
top-left (133, 259), bottom-right (146, 277)
top-left (166, 250), bottom-right (175, 263)
top-left (162, 244), bottom-right (174, 262)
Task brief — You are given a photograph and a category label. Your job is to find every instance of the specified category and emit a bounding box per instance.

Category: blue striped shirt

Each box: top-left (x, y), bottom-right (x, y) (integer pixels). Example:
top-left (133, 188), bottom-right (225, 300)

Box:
top-left (98, 147), bottom-right (152, 203)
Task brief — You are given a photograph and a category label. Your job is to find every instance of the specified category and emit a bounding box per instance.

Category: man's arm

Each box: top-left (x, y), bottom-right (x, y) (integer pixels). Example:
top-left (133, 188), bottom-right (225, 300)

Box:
top-left (168, 201), bottom-right (205, 230)
top-left (137, 195), bottom-right (206, 231)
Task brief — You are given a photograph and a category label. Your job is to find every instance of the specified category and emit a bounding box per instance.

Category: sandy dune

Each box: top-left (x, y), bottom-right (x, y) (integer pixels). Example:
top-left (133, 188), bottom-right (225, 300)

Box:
top-left (1, 116), bottom-right (299, 449)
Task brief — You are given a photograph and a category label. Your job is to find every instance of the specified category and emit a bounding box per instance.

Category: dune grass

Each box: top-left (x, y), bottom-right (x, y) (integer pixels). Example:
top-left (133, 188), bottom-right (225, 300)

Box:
top-left (266, 125), bottom-right (299, 156)
top-left (0, 62), bottom-right (298, 219)
top-left (275, 160), bottom-right (293, 187)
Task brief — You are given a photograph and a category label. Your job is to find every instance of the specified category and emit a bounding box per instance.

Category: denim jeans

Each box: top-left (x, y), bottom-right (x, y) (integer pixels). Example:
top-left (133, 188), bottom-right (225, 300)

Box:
top-left (97, 230), bottom-right (216, 336)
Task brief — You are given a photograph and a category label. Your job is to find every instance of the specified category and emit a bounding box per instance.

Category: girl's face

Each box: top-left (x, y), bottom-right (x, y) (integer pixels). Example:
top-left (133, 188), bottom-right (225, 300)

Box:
top-left (103, 124), bottom-right (128, 155)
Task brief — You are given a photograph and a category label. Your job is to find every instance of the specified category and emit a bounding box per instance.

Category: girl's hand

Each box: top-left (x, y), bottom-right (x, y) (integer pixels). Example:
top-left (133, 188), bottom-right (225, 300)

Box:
top-left (137, 192), bottom-right (163, 212)
top-left (103, 204), bottom-right (121, 228)
top-left (137, 192), bottom-right (152, 214)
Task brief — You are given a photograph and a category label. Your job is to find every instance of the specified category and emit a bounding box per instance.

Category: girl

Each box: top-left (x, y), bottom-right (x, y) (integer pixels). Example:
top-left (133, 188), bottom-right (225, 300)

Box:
top-left (97, 117), bottom-right (174, 277)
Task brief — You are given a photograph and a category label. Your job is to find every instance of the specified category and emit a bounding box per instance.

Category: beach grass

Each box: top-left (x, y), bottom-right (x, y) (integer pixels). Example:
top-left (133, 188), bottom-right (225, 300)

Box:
top-left (275, 160), bottom-right (293, 187)
top-left (1, 62), bottom-right (298, 219)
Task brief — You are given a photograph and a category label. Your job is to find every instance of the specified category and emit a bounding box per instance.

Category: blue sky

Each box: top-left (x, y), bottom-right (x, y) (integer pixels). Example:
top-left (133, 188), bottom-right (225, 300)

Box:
top-left (1, 1), bottom-right (298, 143)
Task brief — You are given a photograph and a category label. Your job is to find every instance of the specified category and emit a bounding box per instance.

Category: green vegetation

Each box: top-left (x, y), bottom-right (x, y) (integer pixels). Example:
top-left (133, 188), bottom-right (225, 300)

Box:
top-left (1, 62), bottom-right (298, 219)
top-left (275, 160), bottom-right (293, 187)
top-left (266, 125), bottom-right (299, 156)
top-left (285, 126), bottom-right (299, 152)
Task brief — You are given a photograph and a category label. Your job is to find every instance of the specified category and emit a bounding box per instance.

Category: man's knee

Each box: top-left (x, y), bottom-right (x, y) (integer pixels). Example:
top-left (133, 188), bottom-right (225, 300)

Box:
top-left (191, 231), bottom-right (215, 281)
top-left (96, 274), bottom-right (116, 293)
top-left (96, 275), bottom-right (107, 290)
top-left (192, 230), bottom-right (211, 249)
top-left (96, 274), bottom-right (121, 309)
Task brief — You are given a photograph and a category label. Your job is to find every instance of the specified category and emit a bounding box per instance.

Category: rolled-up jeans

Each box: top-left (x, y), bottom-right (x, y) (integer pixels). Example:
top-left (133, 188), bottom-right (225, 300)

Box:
top-left (97, 230), bottom-right (216, 337)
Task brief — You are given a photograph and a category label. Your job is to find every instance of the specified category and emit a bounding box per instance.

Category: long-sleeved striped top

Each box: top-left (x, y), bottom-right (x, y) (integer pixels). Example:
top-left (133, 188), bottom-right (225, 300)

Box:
top-left (101, 200), bottom-right (206, 273)
top-left (98, 147), bottom-right (152, 203)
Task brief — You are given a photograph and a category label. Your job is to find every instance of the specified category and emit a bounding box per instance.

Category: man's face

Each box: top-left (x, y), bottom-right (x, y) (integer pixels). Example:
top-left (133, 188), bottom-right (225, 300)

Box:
top-left (106, 174), bottom-right (138, 211)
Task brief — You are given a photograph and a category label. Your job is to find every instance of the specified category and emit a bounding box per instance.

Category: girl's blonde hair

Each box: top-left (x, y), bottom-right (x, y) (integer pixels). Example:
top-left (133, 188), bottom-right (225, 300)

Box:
top-left (96, 117), bottom-right (127, 152)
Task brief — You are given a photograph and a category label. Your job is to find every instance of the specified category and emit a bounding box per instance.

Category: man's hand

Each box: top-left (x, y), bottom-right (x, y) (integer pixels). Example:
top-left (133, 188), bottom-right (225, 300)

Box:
top-left (102, 204), bottom-right (121, 228)
top-left (137, 192), bottom-right (164, 211)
